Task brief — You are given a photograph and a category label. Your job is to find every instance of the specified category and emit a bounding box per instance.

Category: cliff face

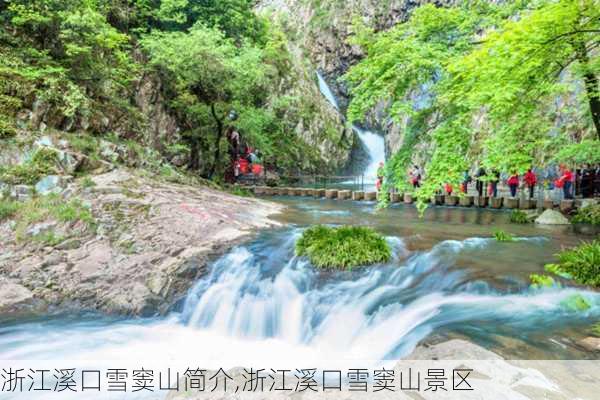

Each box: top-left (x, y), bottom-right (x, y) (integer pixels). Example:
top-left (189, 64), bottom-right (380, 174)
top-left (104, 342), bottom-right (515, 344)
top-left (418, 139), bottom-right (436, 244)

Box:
top-left (258, 0), bottom-right (454, 158)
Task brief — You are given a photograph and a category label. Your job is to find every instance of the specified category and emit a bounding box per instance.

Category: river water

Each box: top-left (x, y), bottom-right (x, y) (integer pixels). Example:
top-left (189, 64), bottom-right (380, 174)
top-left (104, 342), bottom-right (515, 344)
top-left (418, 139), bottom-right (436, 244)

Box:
top-left (1, 197), bottom-right (598, 372)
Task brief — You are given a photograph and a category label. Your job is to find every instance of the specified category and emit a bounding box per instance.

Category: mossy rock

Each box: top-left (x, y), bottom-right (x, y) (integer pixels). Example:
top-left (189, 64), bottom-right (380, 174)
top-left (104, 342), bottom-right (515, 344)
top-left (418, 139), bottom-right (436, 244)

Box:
top-left (296, 225), bottom-right (391, 270)
top-left (529, 274), bottom-right (558, 289)
top-left (560, 294), bottom-right (591, 312)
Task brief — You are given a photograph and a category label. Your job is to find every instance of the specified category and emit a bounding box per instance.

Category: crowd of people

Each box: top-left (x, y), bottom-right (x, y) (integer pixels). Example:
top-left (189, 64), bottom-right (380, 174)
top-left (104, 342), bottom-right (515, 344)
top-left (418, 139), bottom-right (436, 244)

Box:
top-left (399, 164), bottom-right (600, 200)
top-left (226, 126), bottom-right (263, 182)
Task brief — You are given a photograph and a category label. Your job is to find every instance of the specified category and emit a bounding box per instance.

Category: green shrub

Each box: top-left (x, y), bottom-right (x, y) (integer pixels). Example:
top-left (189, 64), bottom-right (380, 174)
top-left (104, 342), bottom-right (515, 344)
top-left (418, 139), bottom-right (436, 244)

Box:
top-left (494, 230), bottom-right (515, 242)
top-left (0, 198), bottom-right (21, 221)
top-left (510, 209), bottom-right (530, 224)
top-left (0, 147), bottom-right (59, 185)
top-left (529, 274), bottom-right (556, 289)
top-left (554, 240), bottom-right (600, 287)
top-left (80, 176), bottom-right (96, 188)
top-left (572, 204), bottom-right (600, 225)
top-left (296, 225), bottom-right (391, 270)
top-left (544, 263), bottom-right (572, 280)
top-left (591, 323), bottom-right (600, 337)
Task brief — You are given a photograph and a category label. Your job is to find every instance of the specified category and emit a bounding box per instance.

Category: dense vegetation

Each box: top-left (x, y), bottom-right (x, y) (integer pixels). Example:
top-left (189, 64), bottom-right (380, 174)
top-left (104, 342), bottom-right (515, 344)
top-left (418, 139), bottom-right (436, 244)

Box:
top-left (295, 225), bottom-right (391, 269)
top-left (572, 204), bottom-right (600, 225)
top-left (344, 0), bottom-right (599, 210)
top-left (0, 0), bottom-right (344, 180)
top-left (549, 240), bottom-right (600, 287)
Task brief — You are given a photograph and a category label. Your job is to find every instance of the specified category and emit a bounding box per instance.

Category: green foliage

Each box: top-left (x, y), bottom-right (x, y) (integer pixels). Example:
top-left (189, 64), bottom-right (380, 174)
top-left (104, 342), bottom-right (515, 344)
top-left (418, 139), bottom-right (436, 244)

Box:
top-left (346, 0), bottom-right (600, 211)
top-left (572, 204), bottom-right (600, 225)
top-left (0, 147), bottom-right (58, 185)
top-left (296, 225), bottom-right (391, 269)
top-left (0, 198), bottom-right (22, 221)
top-left (80, 176), bottom-right (96, 188)
top-left (591, 322), bottom-right (600, 337)
top-left (554, 240), bottom-right (600, 287)
top-left (529, 273), bottom-right (557, 289)
top-left (493, 230), bottom-right (515, 242)
top-left (12, 193), bottom-right (95, 242)
top-left (544, 263), bottom-right (573, 280)
top-left (510, 210), bottom-right (531, 224)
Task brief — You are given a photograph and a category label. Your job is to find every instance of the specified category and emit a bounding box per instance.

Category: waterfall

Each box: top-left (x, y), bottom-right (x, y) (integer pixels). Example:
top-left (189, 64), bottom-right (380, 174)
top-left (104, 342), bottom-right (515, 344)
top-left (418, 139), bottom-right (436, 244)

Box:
top-left (316, 72), bottom-right (385, 181)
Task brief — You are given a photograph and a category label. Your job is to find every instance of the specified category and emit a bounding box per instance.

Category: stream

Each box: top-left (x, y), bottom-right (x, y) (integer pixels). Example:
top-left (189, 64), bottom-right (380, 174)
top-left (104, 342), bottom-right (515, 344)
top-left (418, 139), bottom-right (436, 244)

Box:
top-left (1, 198), bottom-right (599, 372)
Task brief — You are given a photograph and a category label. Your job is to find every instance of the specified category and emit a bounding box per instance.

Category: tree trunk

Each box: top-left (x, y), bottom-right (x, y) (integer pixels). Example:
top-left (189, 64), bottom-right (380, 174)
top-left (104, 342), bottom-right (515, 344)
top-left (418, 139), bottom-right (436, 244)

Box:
top-left (188, 138), bottom-right (200, 170)
top-left (575, 41), bottom-right (600, 139)
top-left (208, 103), bottom-right (225, 179)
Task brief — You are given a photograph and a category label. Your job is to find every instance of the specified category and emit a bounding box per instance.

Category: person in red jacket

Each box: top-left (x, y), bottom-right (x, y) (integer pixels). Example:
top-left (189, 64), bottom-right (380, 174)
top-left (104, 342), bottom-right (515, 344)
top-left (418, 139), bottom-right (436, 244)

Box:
top-left (507, 173), bottom-right (519, 197)
top-left (524, 168), bottom-right (537, 199)
top-left (558, 165), bottom-right (574, 199)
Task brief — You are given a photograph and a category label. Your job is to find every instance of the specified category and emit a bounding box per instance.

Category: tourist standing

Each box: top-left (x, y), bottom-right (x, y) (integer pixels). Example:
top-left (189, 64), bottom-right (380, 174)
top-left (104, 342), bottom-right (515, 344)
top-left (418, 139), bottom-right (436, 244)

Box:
top-left (475, 167), bottom-right (486, 197)
top-left (581, 164), bottom-right (595, 198)
top-left (376, 162), bottom-right (385, 191)
top-left (490, 169), bottom-right (500, 198)
top-left (462, 170), bottom-right (471, 193)
top-left (507, 173), bottom-right (519, 198)
top-left (524, 169), bottom-right (537, 199)
top-left (558, 165), bottom-right (574, 199)
top-left (410, 165), bottom-right (421, 189)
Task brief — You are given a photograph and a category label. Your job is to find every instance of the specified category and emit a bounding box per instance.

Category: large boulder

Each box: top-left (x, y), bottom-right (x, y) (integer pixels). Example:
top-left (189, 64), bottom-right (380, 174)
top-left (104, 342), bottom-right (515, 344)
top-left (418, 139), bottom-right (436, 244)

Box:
top-left (535, 209), bottom-right (570, 225)
top-left (0, 278), bottom-right (44, 316)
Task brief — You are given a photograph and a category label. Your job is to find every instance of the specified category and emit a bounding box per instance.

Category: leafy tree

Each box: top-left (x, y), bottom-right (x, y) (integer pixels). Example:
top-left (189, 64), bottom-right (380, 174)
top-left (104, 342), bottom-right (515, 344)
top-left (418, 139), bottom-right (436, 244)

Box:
top-left (142, 23), bottom-right (275, 177)
top-left (345, 0), bottom-right (599, 210)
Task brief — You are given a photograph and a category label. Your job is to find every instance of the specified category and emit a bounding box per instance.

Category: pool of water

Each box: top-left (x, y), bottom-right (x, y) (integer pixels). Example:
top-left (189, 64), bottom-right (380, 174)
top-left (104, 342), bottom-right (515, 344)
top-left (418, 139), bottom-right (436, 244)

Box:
top-left (1, 197), bottom-right (598, 373)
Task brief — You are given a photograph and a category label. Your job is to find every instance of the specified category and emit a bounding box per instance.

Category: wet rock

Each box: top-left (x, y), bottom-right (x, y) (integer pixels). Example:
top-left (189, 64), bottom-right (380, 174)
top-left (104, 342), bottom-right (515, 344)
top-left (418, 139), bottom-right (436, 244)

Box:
top-left (407, 339), bottom-right (503, 360)
top-left (578, 337), bottom-right (600, 352)
top-left (535, 209), bottom-right (570, 225)
top-left (12, 185), bottom-right (33, 201)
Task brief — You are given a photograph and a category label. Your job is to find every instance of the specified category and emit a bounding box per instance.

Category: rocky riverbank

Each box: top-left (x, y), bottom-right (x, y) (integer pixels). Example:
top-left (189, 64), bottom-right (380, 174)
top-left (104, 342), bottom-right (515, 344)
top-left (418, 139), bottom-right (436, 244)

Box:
top-left (0, 169), bottom-right (283, 318)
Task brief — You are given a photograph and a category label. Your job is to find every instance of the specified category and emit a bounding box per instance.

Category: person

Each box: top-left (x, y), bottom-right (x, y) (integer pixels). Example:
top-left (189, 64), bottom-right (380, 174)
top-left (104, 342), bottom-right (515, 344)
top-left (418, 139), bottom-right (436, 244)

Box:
top-left (462, 170), bottom-right (471, 193)
top-left (376, 162), bottom-right (385, 191)
top-left (507, 173), bottom-right (519, 198)
top-left (524, 168), bottom-right (537, 199)
top-left (490, 169), bottom-right (500, 198)
top-left (444, 183), bottom-right (453, 196)
top-left (558, 165), bottom-right (574, 199)
top-left (475, 167), bottom-right (486, 197)
top-left (581, 164), bottom-right (594, 198)
top-left (410, 165), bottom-right (421, 188)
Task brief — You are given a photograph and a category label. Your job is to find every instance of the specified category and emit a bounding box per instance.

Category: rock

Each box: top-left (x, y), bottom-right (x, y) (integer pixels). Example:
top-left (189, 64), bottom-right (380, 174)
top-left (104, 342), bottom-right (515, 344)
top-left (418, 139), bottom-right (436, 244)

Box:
top-left (12, 185), bottom-right (33, 201)
top-left (505, 197), bottom-right (519, 209)
top-left (0, 278), bottom-right (43, 316)
top-left (55, 238), bottom-right (82, 250)
top-left (459, 195), bottom-right (474, 207)
top-left (171, 154), bottom-right (187, 167)
top-left (474, 196), bottom-right (488, 207)
top-left (325, 189), bottom-right (338, 199)
top-left (520, 198), bottom-right (536, 210)
top-left (403, 193), bottom-right (413, 204)
top-left (444, 195), bottom-right (458, 206)
top-left (338, 190), bottom-right (351, 200)
top-left (560, 199), bottom-right (575, 213)
top-left (26, 221), bottom-right (57, 237)
top-left (543, 199), bottom-right (555, 210)
top-left (578, 337), bottom-right (600, 352)
top-left (34, 136), bottom-right (53, 148)
top-left (535, 209), bottom-right (570, 225)
top-left (364, 192), bottom-right (377, 201)
top-left (434, 194), bottom-right (444, 205)
top-left (406, 339), bottom-right (502, 360)
top-left (35, 175), bottom-right (64, 195)
top-left (489, 197), bottom-right (503, 209)
top-left (352, 191), bottom-right (364, 200)
top-left (313, 189), bottom-right (325, 198)
top-left (390, 192), bottom-right (402, 203)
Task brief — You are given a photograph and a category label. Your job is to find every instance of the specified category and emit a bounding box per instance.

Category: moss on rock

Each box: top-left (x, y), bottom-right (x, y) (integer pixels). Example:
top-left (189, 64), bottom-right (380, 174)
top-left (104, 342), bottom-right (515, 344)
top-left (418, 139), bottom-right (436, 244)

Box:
top-left (295, 225), bottom-right (391, 270)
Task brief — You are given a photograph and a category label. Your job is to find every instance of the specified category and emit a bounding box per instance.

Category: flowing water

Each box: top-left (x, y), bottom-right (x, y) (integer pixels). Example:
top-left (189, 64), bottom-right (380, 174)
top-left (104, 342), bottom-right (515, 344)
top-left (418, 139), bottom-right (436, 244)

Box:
top-left (1, 198), bottom-right (599, 371)
top-left (316, 72), bottom-right (385, 183)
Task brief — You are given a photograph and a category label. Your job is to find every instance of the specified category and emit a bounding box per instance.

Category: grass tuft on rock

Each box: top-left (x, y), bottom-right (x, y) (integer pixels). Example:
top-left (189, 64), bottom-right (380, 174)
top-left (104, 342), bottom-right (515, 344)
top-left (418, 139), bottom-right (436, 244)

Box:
top-left (510, 209), bottom-right (530, 224)
top-left (493, 230), bottom-right (515, 242)
top-left (572, 204), bottom-right (600, 225)
top-left (552, 240), bottom-right (600, 287)
top-left (296, 225), bottom-right (391, 270)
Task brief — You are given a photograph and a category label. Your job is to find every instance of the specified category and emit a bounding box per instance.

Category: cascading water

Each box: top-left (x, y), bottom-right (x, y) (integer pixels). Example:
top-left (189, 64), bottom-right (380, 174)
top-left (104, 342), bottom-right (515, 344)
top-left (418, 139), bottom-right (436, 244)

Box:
top-left (316, 72), bottom-right (385, 182)
top-left (3, 224), bottom-right (599, 367)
